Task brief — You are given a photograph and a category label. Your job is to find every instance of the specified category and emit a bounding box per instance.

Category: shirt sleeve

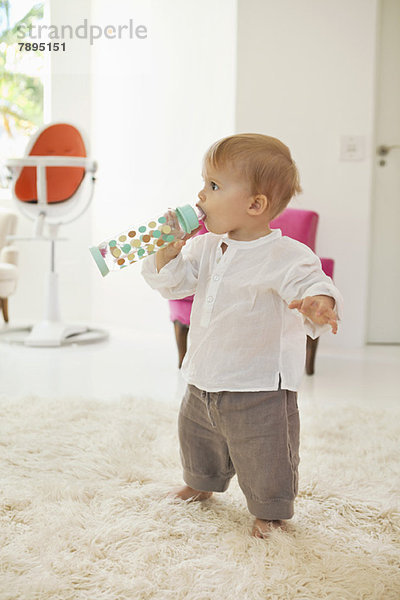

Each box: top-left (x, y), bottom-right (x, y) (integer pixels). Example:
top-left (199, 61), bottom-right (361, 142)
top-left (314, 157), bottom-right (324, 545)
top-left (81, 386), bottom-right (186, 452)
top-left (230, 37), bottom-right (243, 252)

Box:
top-left (141, 235), bottom-right (203, 299)
top-left (278, 247), bottom-right (344, 339)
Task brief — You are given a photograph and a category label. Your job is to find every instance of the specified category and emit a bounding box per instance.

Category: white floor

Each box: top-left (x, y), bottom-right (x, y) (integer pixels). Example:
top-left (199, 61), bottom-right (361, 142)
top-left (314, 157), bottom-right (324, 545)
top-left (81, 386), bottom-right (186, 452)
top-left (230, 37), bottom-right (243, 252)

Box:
top-left (0, 321), bottom-right (399, 410)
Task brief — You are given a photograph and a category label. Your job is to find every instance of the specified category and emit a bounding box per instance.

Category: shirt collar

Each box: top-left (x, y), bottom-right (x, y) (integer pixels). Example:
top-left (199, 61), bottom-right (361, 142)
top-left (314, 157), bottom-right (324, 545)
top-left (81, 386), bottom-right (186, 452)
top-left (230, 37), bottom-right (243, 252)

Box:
top-left (218, 228), bottom-right (282, 250)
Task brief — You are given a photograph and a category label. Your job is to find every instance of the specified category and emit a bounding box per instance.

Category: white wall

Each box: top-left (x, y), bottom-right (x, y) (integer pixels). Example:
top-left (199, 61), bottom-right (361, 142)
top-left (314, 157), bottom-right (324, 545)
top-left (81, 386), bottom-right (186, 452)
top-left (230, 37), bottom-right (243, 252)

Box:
top-left (4, 0), bottom-right (379, 351)
top-left (90, 0), bottom-right (237, 336)
top-left (236, 0), bottom-right (378, 348)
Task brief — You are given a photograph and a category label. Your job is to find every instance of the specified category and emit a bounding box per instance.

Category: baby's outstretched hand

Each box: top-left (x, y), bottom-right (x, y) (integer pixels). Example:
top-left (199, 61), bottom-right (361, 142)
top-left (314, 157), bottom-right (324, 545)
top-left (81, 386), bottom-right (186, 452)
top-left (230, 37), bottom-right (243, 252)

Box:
top-left (288, 295), bottom-right (338, 334)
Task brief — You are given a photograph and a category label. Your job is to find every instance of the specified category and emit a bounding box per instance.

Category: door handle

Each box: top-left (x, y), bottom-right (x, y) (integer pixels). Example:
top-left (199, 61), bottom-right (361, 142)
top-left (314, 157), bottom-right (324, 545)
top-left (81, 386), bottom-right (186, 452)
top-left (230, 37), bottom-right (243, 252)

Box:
top-left (376, 144), bottom-right (400, 166)
top-left (377, 144), bottom-right (400, 156)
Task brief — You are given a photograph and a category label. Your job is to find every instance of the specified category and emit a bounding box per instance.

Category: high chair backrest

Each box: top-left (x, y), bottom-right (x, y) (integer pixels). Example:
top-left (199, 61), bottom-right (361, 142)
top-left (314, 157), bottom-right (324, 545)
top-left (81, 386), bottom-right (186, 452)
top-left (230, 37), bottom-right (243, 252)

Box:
top-left (14, 123), bottom-right (86, 204)
top-left (7, 122), bottom-right (97, 237)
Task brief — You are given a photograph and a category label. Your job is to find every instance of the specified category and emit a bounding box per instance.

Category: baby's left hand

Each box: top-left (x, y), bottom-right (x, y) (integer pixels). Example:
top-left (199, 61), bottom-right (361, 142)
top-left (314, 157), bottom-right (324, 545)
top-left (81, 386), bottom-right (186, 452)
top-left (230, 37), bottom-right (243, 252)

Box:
top-left (288, 295), bottom-right (338, 334)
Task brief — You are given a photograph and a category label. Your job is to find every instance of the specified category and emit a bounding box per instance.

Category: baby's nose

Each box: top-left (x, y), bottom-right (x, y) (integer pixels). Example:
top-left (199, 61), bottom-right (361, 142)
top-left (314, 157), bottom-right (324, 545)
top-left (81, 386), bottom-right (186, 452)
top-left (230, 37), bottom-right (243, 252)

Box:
top-left (198, 189), bottom-right (205, 201)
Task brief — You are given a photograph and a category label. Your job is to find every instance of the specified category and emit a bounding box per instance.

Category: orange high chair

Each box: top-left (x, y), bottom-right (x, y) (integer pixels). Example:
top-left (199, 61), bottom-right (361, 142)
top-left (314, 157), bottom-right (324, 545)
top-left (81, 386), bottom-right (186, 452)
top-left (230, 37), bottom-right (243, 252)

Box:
top-left (4, 122), bottom-right (107, 346)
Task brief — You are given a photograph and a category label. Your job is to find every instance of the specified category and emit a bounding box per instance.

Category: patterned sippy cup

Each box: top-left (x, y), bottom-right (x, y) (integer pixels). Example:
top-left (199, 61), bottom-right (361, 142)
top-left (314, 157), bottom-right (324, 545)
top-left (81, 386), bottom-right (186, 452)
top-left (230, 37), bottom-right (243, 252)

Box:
top-left (89, 204), bottom-right (201, 277)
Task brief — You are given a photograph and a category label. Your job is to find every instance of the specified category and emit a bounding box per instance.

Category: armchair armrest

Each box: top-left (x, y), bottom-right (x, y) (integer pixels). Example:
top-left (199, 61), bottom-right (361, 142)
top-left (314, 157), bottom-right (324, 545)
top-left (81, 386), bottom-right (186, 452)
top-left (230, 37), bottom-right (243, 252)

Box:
top-left (0, 245), bottom-right (19, 266)
top-left (320, 257), bottom-right (334, 279)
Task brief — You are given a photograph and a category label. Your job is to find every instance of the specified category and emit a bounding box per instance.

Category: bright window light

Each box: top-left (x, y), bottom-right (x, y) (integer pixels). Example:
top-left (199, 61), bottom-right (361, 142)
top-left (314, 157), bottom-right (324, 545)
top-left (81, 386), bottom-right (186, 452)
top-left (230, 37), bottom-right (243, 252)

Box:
top-left (0, 1), bottom-right (46, 189)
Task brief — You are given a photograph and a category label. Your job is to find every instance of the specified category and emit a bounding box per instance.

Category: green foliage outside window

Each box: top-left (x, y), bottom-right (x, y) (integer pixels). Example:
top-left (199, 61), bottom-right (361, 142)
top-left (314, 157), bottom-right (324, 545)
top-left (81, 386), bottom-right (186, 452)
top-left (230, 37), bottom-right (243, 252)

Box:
top-left (0, 1), bottom-right (44, 187)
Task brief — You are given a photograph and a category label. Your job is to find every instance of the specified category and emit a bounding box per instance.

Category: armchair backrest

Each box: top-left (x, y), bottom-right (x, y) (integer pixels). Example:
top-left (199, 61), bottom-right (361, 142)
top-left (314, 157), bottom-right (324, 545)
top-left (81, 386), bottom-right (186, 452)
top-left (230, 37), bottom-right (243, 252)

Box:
top-left (0, 207), bottom-right (17, 250)
top-left (270, 208), bottom-right (319, 252)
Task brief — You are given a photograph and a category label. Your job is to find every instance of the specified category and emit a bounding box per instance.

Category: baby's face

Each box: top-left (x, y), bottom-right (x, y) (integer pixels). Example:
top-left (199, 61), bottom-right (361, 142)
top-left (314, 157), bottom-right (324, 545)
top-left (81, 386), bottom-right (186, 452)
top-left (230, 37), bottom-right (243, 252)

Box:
top-left (197, 164), bottom-right (252, 235)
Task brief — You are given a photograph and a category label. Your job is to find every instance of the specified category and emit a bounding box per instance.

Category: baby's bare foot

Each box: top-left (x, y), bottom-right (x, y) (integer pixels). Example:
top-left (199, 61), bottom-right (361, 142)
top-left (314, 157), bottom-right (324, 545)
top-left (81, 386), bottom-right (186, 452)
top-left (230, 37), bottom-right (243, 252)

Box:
top-left (167, 485), bottom-right (213, 502)
top-left (252, 518), bottom-right (287, 538)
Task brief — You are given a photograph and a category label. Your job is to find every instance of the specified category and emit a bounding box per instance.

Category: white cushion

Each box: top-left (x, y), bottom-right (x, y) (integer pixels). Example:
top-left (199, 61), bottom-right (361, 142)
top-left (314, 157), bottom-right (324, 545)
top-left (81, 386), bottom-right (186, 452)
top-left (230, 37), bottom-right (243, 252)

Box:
top-left (0, 263), bottom-right (18, 282)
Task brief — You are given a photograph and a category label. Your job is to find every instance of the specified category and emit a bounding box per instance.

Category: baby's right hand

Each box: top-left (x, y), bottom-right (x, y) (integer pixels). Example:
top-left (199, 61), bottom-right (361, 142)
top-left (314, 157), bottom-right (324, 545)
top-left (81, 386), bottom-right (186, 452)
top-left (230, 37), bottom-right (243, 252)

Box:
top-left (155, 226), bottom-right (202, 273)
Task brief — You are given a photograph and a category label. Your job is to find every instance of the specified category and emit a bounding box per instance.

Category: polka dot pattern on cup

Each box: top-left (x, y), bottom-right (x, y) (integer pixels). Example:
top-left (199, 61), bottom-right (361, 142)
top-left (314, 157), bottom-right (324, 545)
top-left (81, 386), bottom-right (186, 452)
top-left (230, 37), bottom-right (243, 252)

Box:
top-left (103, 213), bottom-right (176, 270)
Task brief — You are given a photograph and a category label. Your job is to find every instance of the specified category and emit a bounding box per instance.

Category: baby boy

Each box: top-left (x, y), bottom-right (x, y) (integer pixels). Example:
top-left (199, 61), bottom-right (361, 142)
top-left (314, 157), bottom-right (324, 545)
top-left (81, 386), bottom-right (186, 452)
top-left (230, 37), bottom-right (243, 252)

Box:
top-left (141, 133), bottom-right (343, 538)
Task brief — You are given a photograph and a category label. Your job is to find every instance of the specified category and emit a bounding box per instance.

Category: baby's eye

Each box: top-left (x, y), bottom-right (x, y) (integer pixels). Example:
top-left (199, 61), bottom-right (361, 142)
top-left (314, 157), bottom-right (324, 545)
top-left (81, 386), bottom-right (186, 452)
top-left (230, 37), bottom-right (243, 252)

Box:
top-left (210, 181), bottom-right (219, 191)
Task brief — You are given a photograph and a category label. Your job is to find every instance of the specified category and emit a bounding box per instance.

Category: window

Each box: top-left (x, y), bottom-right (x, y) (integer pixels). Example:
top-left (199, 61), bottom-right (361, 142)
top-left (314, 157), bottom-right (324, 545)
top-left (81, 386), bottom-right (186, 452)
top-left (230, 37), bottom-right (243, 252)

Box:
top-left (0, 1), bottom-right (45, 189)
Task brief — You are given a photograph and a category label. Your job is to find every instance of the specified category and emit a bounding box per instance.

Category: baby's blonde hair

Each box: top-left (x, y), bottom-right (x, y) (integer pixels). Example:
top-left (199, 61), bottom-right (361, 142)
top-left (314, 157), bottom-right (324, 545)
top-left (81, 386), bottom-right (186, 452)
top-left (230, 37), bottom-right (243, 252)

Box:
top-left (203, 133), bottom-right (302, 219)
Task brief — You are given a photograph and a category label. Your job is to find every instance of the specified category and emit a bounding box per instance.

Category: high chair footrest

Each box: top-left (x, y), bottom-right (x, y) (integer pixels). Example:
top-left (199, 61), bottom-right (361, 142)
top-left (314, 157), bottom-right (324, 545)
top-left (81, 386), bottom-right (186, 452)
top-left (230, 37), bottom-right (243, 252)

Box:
top-left (25, 320), bottom-right (88, 347)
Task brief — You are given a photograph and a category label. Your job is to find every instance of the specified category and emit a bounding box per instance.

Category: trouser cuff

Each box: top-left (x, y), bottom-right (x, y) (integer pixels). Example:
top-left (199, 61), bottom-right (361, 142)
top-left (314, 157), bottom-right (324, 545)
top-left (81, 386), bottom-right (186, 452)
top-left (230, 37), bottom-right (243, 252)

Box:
top-left (183, 469), bottom-right (232, 493)
top-left (246, 496), bottom-right (294, 520)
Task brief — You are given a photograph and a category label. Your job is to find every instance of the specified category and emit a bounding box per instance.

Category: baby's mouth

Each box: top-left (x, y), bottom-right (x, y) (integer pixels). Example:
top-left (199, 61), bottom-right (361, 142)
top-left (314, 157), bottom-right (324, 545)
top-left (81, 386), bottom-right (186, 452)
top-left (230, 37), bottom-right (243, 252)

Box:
top-left (196, 204), bottom-right (207, 220)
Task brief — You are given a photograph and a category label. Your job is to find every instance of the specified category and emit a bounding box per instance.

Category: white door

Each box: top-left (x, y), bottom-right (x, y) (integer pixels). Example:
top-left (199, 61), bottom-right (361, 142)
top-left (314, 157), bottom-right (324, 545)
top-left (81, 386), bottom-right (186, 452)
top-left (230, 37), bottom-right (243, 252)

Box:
top-left (367, 0), bottom-right (400, 343)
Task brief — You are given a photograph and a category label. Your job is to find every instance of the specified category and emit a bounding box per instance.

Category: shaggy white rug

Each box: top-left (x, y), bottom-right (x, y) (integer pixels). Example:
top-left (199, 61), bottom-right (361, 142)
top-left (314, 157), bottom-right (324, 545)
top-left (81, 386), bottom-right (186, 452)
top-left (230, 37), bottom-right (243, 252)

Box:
top-left (1, 393), bottom-right (399, 600)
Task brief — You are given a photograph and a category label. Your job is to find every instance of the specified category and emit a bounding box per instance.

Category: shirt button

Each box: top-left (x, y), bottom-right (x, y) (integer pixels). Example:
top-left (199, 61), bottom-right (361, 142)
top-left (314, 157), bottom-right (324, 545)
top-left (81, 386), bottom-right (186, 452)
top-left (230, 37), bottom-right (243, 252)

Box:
top-left (213, 275), bottom-right (220, 281)
top-left (207, 296), bottom-right (214, 303)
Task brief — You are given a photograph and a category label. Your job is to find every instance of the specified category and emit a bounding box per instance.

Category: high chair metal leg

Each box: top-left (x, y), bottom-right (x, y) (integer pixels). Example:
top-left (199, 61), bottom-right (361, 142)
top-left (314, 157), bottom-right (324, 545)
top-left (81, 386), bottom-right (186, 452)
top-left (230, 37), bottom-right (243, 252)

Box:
top-left (24, 240), bottom-right (87, 347)
top-left (0, 237), bottom-right (108, 347)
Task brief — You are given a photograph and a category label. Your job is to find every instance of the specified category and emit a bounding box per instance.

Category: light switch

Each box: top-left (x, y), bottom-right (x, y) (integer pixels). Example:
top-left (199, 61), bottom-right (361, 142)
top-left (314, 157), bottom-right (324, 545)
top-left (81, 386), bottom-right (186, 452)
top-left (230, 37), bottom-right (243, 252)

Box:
top-left (340, 135), bottom-right (366, 161)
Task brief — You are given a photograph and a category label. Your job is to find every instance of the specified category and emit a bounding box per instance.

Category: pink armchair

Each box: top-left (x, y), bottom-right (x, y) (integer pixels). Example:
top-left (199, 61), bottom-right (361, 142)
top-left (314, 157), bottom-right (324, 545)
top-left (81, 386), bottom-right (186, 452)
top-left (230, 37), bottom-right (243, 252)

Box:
top-left (168, 219), bottom-right (207, 367)
top-left (270, 208), bottom-right (335, 375)
top-left (168, 209), bottom-right (335, 375)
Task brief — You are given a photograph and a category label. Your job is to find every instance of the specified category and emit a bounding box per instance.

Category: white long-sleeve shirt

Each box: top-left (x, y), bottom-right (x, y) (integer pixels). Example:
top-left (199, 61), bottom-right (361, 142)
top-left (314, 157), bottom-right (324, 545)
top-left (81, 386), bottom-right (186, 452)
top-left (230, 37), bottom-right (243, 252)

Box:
top-left (141, 229), bottom-right (343, 392)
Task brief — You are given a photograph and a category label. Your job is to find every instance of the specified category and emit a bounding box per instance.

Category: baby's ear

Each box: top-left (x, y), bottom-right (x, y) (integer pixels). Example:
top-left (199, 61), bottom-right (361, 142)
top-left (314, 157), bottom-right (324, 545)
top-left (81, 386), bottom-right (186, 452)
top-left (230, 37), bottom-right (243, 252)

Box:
top-left (248, 194), bottom-right (268, 215)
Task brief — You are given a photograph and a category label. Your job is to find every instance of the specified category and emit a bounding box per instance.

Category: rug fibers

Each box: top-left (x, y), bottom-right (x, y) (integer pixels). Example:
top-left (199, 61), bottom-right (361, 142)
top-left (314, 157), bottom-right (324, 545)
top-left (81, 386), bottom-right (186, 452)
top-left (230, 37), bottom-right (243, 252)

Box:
top-left (0, 393), bottom-right (399, 600)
